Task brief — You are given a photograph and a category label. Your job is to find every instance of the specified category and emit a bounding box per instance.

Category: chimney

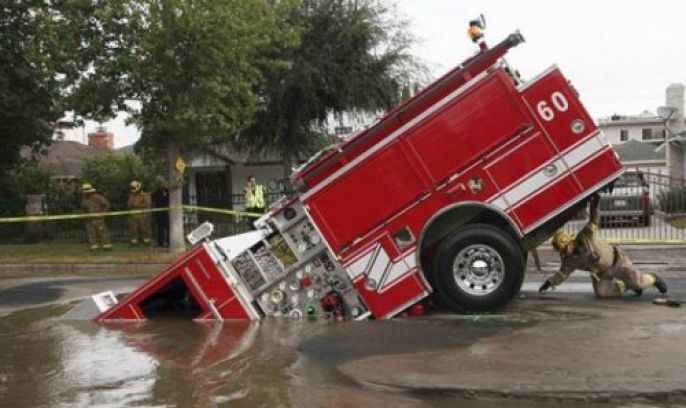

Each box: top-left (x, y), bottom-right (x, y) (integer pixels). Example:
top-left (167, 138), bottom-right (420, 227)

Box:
top-left (87, 126), bottom-right (114, 150)
top-left (666, 83), bottom-right (685, 133)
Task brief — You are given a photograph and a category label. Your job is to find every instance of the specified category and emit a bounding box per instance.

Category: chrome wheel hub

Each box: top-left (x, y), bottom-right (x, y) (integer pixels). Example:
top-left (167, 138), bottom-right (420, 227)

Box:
top-left (453, 244), bottom-right (505, 296)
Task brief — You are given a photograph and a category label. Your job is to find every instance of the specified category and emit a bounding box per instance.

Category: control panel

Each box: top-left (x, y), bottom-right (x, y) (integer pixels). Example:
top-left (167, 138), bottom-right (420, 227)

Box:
top-left (228, 202), bottom-right (369, 321)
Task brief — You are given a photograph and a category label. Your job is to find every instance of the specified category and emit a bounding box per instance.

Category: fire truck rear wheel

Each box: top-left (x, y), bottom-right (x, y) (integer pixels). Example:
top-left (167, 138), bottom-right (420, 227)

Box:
top-left (433, 224), bottom-right (525, 313)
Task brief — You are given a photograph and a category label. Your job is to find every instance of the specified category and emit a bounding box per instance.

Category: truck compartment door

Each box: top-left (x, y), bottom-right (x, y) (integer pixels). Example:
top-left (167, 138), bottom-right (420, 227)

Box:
top-left (305, 142), bottom-right (426, 251)
top-left (407, 71), bottom-right (530, 185)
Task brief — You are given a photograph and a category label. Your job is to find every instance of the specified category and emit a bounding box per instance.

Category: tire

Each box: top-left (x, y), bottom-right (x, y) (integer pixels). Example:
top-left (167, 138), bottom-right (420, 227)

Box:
top-left (432, 224), bottom-right (525, 313)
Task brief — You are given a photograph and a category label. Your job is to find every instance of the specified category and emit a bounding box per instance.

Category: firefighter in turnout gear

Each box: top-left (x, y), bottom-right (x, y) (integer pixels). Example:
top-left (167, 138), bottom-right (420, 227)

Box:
top-left (540, 194), bottom-right (668, 297)
top-left (80, 183), bottom-right (112, 250)
top-left (128, 180), bottom-right (152, 246)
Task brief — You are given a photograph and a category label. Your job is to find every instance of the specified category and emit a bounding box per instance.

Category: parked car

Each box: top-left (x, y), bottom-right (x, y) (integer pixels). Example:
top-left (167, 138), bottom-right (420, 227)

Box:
top-left (599, 171), bottom-right (651, 227)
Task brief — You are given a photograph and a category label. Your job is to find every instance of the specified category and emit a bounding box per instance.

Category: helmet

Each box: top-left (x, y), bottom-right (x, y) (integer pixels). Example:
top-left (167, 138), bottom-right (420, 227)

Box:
top-left (467, 25), bottom-right (483, 42)
top-left (130, 180), bottom-right (142, 193)
top-left (551, 230), bottom-right (574, 253)
top-left (81, 183), bottom-right (96, 194)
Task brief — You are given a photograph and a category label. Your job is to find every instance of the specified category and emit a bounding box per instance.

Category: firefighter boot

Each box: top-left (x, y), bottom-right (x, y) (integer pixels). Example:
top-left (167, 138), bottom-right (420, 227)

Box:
top-left (651, 273), bottom-right (668, 294)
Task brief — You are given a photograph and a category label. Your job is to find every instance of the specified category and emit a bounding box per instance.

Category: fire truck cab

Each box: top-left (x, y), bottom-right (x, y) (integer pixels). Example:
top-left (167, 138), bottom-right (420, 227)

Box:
top-left (95, 28), bottom-right (623, 323)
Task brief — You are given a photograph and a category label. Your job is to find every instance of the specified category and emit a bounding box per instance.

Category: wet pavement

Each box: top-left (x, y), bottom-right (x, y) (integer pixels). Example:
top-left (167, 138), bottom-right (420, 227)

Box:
top-left (0, 272), bottom-right (684, 407)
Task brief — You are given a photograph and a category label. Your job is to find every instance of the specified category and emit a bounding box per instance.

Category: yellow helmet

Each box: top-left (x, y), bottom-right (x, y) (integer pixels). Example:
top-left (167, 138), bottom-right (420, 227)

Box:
top-left (551, 230), bottom-right (574, 253)
top-left (81, 183), bottom-right (96, 194)
top-left (467, 25), bottom-right (484, 42)
top-left (130, 180), bottom-right (142, 193)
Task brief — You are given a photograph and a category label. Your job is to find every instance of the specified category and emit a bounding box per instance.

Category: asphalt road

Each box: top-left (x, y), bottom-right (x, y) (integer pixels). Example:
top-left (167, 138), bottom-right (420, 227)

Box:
top-left (340, 271), bottom-right (686, 404)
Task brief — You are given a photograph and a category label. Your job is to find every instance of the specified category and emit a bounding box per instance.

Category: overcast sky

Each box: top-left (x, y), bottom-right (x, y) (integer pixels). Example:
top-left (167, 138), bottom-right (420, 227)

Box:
top-left (68, 0), bottom-right (686, 147)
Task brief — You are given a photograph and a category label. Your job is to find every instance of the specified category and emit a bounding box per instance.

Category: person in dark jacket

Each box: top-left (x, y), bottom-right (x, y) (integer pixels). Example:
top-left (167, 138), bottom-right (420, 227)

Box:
top-left (151, 176), bottom-right (169, 247)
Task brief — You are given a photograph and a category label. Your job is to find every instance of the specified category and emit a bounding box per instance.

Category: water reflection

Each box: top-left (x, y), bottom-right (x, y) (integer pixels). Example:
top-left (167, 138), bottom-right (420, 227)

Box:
top-left (0, 311), bottom-right (531, 407)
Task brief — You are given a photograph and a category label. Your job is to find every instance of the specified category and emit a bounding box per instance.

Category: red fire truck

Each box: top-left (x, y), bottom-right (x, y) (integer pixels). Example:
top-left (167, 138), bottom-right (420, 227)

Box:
top-left (94, 26), bottom-right (623, 322)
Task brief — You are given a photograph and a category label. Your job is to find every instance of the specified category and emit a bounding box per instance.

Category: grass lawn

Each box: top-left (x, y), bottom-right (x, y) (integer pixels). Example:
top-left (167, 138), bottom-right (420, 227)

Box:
top-left (0, 243), bottom-right (180, 264)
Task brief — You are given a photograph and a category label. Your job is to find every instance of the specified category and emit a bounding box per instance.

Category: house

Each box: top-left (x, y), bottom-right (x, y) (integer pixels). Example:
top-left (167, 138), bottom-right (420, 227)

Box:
top-left (612, 140), bottom-right (667, 175)
top-left (21, 138), bottom-right (109, 182)
top-left (598, 83), bottom-right (686, 181)
top-left (598, 113), bottom-right (666, 146)
top-left (186, 146), bottom-right (288, 209)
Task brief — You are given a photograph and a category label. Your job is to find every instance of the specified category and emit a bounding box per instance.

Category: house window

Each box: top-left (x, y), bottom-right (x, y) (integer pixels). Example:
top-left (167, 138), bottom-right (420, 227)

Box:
top-left (641, 128), bottom-right (653, 140)
top-left (620, 129), bottom-right (629, 142)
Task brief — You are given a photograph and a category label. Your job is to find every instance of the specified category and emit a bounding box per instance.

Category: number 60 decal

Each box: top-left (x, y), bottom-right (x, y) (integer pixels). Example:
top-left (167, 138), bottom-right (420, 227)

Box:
top-left (536, 91), bottom-right (569, 122)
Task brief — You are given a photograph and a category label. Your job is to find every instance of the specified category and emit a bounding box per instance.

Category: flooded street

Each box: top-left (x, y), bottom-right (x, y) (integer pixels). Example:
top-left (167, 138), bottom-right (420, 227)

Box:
top-left (1, 274), bottom-right (685, 407)
top-left (0, 306), bottom-right (530, 407)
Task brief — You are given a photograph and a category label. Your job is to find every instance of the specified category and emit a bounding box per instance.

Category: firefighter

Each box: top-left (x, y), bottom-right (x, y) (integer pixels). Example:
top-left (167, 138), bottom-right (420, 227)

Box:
top-left (80, 183), bottom-right (112, 250)
top-left (244, 175), bottom-right (265, 230)
top-left (467, 16), bottom-right (488, 52)
top-left (540, 194), bottom-right (668, 297)
top-left (128, 180), bottom-right (152, 246)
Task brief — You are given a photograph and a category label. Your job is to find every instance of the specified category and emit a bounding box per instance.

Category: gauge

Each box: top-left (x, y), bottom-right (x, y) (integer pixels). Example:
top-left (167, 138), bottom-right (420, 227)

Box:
top-left (270, 289), bottom-right (285, 304)
top-left (289, 279), bottom-right (301, 291)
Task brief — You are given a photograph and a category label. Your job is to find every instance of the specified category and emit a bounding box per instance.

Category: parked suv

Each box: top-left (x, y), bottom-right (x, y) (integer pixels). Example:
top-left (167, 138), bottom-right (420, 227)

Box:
top-left (599, 171), bottom-right (651, 227)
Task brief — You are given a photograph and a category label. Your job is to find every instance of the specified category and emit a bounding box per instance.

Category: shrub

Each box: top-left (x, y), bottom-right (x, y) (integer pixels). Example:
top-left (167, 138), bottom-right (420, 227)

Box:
top-left (79, 152), bottom-right (152, 209)
top-left (659, 188), bottom-right (686, 214)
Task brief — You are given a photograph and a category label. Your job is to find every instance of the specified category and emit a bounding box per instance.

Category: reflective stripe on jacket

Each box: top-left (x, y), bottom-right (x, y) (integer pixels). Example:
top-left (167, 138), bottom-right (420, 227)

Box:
top-left (245, 185), bottom-right (265, 209)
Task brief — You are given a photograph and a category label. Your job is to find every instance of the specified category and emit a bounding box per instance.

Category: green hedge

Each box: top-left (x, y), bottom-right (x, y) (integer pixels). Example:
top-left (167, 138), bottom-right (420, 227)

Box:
top-left (659, 188), bottom-right (686, 213)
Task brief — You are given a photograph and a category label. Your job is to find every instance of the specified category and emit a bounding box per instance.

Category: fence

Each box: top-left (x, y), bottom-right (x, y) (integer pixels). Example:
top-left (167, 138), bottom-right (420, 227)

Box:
top-left (0, 192), bottom-right (290, 245)
top-left (562, 171), bottom-right (686, 243)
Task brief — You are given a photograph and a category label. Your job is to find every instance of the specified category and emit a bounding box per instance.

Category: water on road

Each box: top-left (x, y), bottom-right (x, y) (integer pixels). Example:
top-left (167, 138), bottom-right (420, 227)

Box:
top-left (0, 275), bottom-right (682, 407)
top-left (0, 303), bottom-right (548, 407)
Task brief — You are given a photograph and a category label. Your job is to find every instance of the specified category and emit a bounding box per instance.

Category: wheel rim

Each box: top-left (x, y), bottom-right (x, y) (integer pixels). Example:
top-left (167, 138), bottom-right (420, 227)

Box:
top-left (452, 244), bottom-right (505, 296)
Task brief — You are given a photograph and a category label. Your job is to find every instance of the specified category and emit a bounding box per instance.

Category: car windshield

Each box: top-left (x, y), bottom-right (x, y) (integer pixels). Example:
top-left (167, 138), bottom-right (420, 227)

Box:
top-left (614, 173), bottom-right (645, 188)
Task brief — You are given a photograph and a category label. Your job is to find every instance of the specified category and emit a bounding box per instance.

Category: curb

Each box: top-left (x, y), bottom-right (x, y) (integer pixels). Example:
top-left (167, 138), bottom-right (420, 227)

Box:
top-left (0, 263), bottom-right (167, 278)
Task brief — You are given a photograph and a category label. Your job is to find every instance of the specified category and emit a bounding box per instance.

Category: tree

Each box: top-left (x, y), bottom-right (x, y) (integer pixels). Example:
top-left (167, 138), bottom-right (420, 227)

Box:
top-left (69, 0), bottom-right (419, 252)
top-left (0, 161), bottom-right (51, 216)
top-left (0, 1), bottom-right (91, 174)
top-left (80, 153), bottom-right (152, 210)
top-left (241, 0), bottom-right (422, 164)
top-left (71, 0), bottom-right (290, 252)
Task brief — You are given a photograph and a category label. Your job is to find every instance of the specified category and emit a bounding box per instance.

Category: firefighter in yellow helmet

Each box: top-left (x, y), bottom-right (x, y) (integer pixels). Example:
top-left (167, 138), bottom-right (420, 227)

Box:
top-left (127, 180), bottom-right (152, 246)
top-left (80, 183), bottom-right (112, 250)
top-left (540, 194), bottom-right (667, 297)
top-left (467, 16), bottom-right (488, 52)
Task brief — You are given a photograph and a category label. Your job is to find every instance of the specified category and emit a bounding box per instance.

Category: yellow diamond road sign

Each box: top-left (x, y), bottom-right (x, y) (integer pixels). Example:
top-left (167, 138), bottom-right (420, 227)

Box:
top-left (175, 157), bottom-right (186, 174)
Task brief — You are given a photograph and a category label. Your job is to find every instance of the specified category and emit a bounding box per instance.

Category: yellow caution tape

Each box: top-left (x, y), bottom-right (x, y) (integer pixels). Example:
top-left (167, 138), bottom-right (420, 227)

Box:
top-left (0, 205), bottom-right (263, 223)
top-left (182, 205), bottom-right (262, 218)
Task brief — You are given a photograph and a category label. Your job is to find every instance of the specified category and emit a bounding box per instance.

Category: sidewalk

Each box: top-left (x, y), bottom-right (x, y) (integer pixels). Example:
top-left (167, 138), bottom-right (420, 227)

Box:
top-left (1, 245), bottom-right (685, 279)
top-left (0, 243), bottom-right (175, 278)
top-left (0, 263), bottom-right (166, 278)
top-left (529, 245), bottom-right (686, 274)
